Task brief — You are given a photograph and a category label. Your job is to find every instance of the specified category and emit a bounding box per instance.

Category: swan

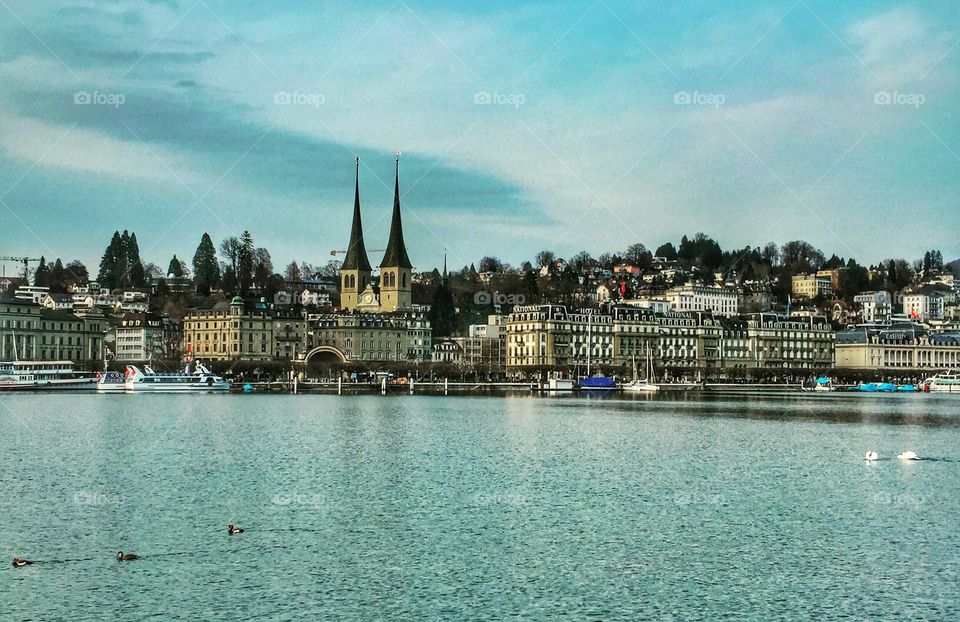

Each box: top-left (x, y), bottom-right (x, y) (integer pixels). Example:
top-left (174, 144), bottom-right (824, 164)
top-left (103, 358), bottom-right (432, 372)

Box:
top-left (897, 451), bottom-right (918, 461)
top-left (865, 451), bottom-right (878, 461)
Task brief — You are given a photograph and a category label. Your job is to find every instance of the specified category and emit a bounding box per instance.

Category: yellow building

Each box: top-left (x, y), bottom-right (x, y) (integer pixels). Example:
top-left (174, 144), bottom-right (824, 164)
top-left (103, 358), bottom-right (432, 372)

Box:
top-left (182, 296), bottom-right (305, 361)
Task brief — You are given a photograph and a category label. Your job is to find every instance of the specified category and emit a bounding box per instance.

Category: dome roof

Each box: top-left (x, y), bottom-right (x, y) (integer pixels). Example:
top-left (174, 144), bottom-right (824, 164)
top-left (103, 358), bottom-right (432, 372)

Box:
top-left (231, 295), bottom-right (244, 305)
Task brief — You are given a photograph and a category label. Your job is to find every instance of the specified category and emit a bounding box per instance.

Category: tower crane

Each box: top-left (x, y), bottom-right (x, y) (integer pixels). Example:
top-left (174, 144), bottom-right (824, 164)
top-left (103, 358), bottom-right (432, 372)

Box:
top-left (0, 256), bottom-right (42, 278)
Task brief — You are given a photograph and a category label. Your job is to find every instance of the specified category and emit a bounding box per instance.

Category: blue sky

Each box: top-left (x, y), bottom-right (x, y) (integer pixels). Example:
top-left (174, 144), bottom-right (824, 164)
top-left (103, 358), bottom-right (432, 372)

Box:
top-left (0, 0), bottom-right (958, 275)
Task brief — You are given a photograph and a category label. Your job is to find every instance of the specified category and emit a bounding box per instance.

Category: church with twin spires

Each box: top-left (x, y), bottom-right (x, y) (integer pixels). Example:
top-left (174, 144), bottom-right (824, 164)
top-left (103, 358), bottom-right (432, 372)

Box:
top-left (339, 154), bottom-right (413, 313)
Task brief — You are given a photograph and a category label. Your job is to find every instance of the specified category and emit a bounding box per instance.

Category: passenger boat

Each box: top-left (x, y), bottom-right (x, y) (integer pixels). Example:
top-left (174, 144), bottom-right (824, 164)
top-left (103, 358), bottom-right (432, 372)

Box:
top-left (124, 361), bottom-right (231, 392)
top-left (0, 360), bottom-right (96, 391)
top-left (922, 372), bottom-right (960, 393)
top-left (95, 371), bottom-right (127, 393)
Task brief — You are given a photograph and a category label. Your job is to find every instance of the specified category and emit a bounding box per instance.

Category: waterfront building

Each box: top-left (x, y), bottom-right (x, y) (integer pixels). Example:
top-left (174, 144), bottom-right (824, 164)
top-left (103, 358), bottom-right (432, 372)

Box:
top-left (182, 296), bottom-right (305, 361)
top-left (506, 304), bottom-right (613, 372)
top-left (455, 315), bottom-right (506, 370)
top-left (657, 311), bottom-right (722, 368)
top-left (506, 303), bottom-right (834, 376)
top-left (836, 326), bottom-right (960, 370)
top-left (111, 312), bottom-right (181, 362)
top-left (733, 312), bottom-right (834, 369)
top-left (432, 339), bottom-right (463, 364)
top-left (304, 311), bottom-right (430, 364)
top-left (664, 284), bottom-right (740, 317)
top-left (610, 305), bottom-right (660, 365)
top-left (791, 274), bottom-right (833, 300)
top-left (0, 295), bottom-right (106, 369)
top-left (339, 155), bottom-right (413, 313)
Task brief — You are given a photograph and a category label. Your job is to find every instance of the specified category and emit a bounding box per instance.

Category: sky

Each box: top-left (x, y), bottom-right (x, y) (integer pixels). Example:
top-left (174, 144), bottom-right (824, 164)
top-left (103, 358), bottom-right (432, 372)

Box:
top-left (0, 0), bottom-right (958, 276)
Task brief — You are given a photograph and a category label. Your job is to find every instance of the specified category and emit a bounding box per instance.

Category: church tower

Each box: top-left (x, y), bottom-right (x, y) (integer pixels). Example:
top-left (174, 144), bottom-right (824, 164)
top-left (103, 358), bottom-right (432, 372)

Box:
top-left (378, 152), bottom-right (413, 312)
top-left (340, 157), bottom-right (372, 312)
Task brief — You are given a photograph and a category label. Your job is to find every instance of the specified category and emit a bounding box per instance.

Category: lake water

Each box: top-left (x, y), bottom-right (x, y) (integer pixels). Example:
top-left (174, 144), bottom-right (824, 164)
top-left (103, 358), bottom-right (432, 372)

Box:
top-left (2, 392), bottom-right (959, 620)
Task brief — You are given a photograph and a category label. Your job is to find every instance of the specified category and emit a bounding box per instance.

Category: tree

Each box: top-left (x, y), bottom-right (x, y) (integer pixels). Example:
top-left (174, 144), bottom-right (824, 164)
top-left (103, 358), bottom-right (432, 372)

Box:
top-left (570, 251), bottom-right (593, 273)
top-left (521, 269), bottom-right (540, 303)
top-left (237, 231), bottom-right (255, 293)
top-left (654, 242), bottom-right (677, 260)
top-left (429, 283), bottom-right (457, 338)
top-left (219, 236), bottom-right (241, 277)
top-left (168, 255), bottom-right (184, 278)
top-left (478, 256), bottom-right (503, 273)
top-left (535, 250), bottom-right (555, 269)
top-left (253, 247), bottom-right (273, 290)
top-left (192, 233), bottom-right (220, 295)
top-left (33, 255), bottom-right (49, 287)
top-left (65, 260), bottom-right (89, 285)
top-left (284, 262), bottom-right (303, 283)
top-left (98, 231), bottom-right (123, 288)
top-left (316, 260), bottom-right (340, 278)
top-left (624, 243), bottom-right (650, 268)
top-left (127, 232), bottom-right (146, 287)
top-left (48, 258), bottom-right (66, 293)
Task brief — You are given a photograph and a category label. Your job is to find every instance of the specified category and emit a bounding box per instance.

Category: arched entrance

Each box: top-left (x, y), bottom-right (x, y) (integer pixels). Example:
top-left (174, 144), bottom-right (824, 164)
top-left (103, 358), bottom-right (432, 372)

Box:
top-left (303, 346), bottom-right (348, 364)
top-left (302, 346), bottom-right (348, 380)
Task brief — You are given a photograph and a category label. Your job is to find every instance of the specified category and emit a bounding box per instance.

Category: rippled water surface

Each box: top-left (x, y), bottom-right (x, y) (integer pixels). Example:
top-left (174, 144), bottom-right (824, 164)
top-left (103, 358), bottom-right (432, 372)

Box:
top-left (2, 392), bottom-right (959, 620)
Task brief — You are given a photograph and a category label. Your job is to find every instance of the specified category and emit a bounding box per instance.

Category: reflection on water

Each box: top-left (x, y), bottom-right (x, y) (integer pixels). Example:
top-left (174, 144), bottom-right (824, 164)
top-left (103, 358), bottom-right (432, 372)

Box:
top-left (1, 393), bottom-right (958, 621)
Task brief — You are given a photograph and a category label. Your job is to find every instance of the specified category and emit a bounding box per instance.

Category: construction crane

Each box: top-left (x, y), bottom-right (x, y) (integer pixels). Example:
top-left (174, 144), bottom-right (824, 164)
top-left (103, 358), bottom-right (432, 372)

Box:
top-left (329, 248), bottom-right (384, 256)
top-left (0, 256), bottom-right (42, 278)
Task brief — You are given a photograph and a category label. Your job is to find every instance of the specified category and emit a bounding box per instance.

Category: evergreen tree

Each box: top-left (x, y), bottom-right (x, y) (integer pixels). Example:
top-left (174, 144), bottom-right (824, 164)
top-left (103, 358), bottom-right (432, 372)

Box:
top-left (114, 230), bottom-right (131, 288)
top-left (237, 231), bottom-right (255, 293)
top-left (521, 270), bottom-right (540, 303)
top-left (98, 231), bottom-right (122, 288)
top-left (33, 255), bottom-right (49, 287)
top-left (654, 242), bottom-right (678, 260)
top-left (168, 255), bottom-right (184, 278)
top-left (192, 233), bottom-right (221, 295)
top-left (49, 258), bottom-right (66, 292)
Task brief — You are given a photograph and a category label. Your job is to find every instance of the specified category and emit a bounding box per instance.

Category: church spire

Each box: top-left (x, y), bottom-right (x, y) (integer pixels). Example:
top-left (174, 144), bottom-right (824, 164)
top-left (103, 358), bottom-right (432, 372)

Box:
top-left (380, 151), bottom-right (413, 270)
top-left (341, 156), bottom-right (371, 272)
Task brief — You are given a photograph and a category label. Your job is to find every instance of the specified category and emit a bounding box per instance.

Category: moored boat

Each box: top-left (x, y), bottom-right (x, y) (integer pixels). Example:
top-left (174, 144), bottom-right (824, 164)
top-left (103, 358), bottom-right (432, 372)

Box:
top-left (125, 360), bottom-right (230, 392)
top-left (922, 372), bottom-right (960, 393)
top-left (95, 370), bottom-right (127, 393)
top-left (0, 360), bottom-right (96, 391)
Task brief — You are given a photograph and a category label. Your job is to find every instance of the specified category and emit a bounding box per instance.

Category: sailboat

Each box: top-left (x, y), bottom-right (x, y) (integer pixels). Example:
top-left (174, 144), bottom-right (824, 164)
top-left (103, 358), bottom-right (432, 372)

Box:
top-left (622, 344), bottom-right (659, 393)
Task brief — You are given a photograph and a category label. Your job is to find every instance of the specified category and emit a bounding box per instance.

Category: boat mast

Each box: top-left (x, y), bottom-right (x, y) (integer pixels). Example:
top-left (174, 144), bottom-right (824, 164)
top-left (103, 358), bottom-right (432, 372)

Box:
top-left (586, 313), bottom-right (592, 376)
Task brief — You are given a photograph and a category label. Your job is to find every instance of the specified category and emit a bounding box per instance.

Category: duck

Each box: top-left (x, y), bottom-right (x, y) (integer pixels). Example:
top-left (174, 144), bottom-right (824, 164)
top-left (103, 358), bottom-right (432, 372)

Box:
top-left (11, 557), bottom-right (31, 567)
top-left (116, 551), bottom-right (139, 561)
top-left (897, 450), bottom-right (919, 461)
top-left (227, 523), bottom-right (244, 535)
top-left (865, 450), bottom-right (879, 462)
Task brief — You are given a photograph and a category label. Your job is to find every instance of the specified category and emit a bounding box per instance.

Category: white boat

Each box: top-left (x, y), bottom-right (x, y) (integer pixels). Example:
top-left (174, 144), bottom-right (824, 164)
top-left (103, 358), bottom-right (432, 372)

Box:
top-left (922, 372), bottom-right (960, 393)
top-left (622, 346), bottom-right (659, 393)
top-left (95, 370), bottom-right (128, 393)
top-left (125, 360), bottom-right (231, 392)
top-left (0, 360), bottom-right (96, 391)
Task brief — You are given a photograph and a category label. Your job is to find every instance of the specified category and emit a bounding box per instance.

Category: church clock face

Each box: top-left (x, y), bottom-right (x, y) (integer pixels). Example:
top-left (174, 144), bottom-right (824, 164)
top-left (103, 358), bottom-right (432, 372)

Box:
top-left (362, 292), bottom-right (374, 304)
